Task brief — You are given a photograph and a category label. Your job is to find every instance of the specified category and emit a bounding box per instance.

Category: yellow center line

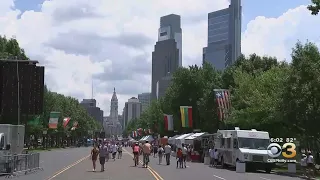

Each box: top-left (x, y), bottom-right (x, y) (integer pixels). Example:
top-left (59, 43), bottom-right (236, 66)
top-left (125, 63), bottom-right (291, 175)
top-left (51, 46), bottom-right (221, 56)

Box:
top-left (46, 155), bottom-right (90, 180)
top-left (123, 148), bottom-right (164, 180)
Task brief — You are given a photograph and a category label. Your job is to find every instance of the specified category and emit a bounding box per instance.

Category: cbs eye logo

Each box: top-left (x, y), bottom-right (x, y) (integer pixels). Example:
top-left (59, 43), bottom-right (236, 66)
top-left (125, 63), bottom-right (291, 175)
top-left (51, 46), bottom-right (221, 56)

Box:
top-left (267, 143), bottom-right (296, 159)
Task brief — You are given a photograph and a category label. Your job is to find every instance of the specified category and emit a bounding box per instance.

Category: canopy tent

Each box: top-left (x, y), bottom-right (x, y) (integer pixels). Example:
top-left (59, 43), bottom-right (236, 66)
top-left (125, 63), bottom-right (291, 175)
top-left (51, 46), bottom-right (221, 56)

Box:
top-left (175, 133), bottom-right (194, 147)
top-left (168, 135), bottom-right (180, 145)
top-left (139, 136), bottom-right (147, 142)
top-left (185, 132), bottom-right (207, 145)
top-left (140, 135), bottom-right (154, 142)
top-left (129, 139), bottom-right (137, 142)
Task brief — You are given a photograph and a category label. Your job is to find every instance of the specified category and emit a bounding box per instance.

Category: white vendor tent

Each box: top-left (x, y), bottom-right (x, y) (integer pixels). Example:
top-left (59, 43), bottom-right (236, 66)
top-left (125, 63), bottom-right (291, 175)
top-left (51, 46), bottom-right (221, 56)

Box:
top-left (185, 132), bottom-right (207, 145)
top-left (168, 135), bottom-right (180, 145)
top-left (140, 135), bottom-right (154, 142)
top-left (175, 133), bottom-right (194, 147)
top-left (139, 136), bottom-right (147, 142)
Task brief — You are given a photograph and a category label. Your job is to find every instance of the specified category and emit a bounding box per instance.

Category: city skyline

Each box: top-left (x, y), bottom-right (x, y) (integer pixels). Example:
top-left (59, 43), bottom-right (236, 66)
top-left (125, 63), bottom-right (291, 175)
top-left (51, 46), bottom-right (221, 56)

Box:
top-left (1, 0), bottom-right (319, 115)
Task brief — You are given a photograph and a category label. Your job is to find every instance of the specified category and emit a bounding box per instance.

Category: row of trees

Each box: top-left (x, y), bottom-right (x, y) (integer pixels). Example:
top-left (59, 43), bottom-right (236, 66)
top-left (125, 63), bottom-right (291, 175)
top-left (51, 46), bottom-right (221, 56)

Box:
top-left (0, 36), bottom-right (101, 147)
top-left (125, 41), bottom-right (320, 150)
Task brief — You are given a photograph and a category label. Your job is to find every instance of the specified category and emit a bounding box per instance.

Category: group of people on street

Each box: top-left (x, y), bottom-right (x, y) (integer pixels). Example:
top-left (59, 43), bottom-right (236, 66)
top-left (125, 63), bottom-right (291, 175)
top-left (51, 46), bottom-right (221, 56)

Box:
top-left (90, 140), bottom-right (124, 172)
top-left (131, 142), bottom-right (189, 169)
top-left (300, 151), bottom-right (317, 178)
top-left (209, 147), bottom-right (219, 167)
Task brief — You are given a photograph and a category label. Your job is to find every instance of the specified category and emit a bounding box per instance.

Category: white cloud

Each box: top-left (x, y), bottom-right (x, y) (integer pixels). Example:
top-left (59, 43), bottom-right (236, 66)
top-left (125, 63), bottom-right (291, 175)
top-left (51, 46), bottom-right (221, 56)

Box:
top-left (0, 0), bottom-right (318, 115)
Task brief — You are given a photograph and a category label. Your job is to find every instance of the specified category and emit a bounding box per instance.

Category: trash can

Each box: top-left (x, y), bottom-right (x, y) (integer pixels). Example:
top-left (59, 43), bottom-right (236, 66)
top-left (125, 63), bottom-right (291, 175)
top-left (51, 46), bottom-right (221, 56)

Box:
top-left (236, 162), bottom-right (246, 173)
top-left (288, 163), bottom-right (296, 173)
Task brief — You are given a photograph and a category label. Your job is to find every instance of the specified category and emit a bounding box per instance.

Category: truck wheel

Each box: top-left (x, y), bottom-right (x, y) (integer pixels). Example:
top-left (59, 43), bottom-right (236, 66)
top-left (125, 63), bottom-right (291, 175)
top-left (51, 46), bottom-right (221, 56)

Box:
top-left (265, 167), bottom-right (271, 173)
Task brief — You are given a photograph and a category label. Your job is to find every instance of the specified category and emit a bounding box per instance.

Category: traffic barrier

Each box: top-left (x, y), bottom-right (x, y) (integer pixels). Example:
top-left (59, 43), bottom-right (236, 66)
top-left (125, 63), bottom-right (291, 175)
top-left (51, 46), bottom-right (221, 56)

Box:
top-left (0, 153), bottom-right (43, 178)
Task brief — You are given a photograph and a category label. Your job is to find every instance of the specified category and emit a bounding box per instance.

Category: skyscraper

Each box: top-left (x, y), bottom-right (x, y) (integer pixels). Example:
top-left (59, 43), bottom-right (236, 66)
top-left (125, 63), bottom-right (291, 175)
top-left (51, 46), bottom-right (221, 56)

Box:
top-left (203, 0), bottom-right (241, 70)
top-left (123, 97), bottom-right (142, 127)
top-left (103, 88), bottom-right (121, 136)
top-left (151, 14), bottom-right (182, 100)
top-left (138, 92), bottom-right (151, 112)
top-left (80, 99), bottom-right (103, 125)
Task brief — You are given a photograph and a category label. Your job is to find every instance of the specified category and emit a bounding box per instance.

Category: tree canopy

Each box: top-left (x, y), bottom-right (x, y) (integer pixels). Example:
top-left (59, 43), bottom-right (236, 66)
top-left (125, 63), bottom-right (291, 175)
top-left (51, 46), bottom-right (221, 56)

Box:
top-left (0, 36), bottom-right (101, 138)
top-left (126, 41), bottom-right (320, 151)
top-left (308, 0), bottom-right (320, 15)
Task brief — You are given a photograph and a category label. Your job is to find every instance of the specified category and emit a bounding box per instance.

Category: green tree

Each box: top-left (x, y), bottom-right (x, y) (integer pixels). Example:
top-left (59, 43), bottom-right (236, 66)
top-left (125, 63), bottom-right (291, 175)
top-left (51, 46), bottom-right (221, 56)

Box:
top-left (308, 0), bottom-right (320, 15)
top-left (0, 36), bottom-right (28, 60)
top-left (281, 42), bottom-right (320, 149)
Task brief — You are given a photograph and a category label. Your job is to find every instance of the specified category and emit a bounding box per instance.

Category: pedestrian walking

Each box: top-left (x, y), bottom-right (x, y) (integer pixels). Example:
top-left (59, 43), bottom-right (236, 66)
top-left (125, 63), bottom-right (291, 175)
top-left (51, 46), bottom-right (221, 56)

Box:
top-left (301, 154), bottom-right (307, 176)
top-left (111, 143), bottom-right (117, 161)
top-left (158, 145), bottom-right (164, 164)
top-left (181, 144), bottom-right (187, 168)
top-left (90, 145), bottom-right (99, 171)
top-left (153, 144), bottom-right (158, 158)
top-left (99, 142), bottom-right (108, 172)
top-left (209, 147), bottom-right (215, 167)
top-left (117, 143), bottom-right (123, 159)
top-left (164, 143), bottom-right (171, 165)
top-left (176, 148), bottom-right (183, 168)
top-left (213, 149), bottom-right (219, 167)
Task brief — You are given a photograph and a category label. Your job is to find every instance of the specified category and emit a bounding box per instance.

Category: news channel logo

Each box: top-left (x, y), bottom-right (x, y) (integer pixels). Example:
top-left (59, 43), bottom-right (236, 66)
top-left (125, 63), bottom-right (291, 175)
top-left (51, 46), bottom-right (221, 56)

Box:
top-left (267, 138), bottom-right (297, 163)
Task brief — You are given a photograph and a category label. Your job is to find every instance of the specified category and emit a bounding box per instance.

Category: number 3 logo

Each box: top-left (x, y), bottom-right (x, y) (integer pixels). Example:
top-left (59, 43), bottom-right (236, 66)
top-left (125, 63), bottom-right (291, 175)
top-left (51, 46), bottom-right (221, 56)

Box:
top-left (282, 143), bottom-right (296, 158)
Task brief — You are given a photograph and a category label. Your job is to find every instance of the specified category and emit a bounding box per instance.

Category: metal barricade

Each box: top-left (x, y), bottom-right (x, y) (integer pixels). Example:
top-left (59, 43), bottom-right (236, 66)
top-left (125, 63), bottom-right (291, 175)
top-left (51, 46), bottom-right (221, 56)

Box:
top-left (0, 153), bottom-right (43, 178)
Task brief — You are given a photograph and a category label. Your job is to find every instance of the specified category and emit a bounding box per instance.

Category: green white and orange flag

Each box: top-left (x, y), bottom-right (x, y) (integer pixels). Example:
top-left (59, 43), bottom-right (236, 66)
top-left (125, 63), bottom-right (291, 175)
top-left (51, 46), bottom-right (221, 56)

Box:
top-left (180, 106), bottom-right (193, 128)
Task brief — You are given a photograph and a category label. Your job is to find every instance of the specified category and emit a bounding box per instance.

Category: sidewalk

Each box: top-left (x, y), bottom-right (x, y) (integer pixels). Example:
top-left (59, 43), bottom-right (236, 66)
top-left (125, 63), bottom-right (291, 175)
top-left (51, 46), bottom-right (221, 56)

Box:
top-left (51, 151), bottom-right (157, 180)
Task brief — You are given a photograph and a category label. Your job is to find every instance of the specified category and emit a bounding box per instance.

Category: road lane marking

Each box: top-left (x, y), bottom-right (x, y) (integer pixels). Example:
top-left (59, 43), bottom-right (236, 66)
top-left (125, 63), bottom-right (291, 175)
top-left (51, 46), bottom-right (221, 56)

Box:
top-left (259, 177), bottom-right (271, 180)
top-left (46, 155), bottom-right (90, 180)
top-left (213, 174), bottom-right (226, 180)
top-left (123, 148), bottom-right (164, 180)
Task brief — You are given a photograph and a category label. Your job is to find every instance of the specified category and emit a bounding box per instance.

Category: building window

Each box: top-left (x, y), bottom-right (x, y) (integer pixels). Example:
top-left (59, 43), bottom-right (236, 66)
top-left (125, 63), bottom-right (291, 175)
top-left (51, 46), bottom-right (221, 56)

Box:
top-left (208, 33), bottom-right (228, 43)
top-left (209, 14), bottom-right (229, 25)
top-left (160, 32), bottom-right (167, 36)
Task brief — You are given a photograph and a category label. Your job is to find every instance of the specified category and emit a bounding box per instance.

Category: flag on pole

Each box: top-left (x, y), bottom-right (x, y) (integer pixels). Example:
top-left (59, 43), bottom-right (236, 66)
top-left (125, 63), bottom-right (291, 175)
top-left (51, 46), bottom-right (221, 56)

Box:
top-left (48, 112), bottom-right (60, 129)
top-left (214, 89), bottom-right (231, 121)
top-left (132, 131), bottom-right (137, 137)
top-left (180, 106), bottom-right (193, 128)
top-left (164, 114), bottom-right (174, 131)
top-left (137, 128), bottom-right (143, 136)
top-left (63, 117), bottom-right (71, 128)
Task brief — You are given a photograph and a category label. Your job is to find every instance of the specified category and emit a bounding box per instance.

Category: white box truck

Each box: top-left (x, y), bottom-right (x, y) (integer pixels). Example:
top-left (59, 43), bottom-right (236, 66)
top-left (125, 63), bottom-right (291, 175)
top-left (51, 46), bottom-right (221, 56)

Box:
top-left (214, 127), bottom-right (273, 173)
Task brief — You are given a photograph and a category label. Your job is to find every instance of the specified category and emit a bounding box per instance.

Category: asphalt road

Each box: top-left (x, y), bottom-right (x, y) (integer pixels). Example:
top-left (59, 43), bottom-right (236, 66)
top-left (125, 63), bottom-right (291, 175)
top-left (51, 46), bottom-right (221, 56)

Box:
top-left (0, 147), bottom-right (305, 180)
top-left (124, 147), bottom-right (303, 180)
top-left (0, 147), bottom-right (91, 180)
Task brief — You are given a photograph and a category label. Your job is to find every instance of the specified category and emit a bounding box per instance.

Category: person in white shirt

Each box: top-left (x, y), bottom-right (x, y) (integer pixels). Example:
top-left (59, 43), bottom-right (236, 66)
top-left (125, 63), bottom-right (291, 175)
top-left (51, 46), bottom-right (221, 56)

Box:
top-left (111, 143), bottom-right (117, 161)
top-left (117, 143), bottom-right (123, 159)
top-left (209, 147), bottom-right (215, 167)
top-left (307, 151), bottom-right (315, 177)
top-left (164, 143), bottom-right (171, 165)
top-left (300, 154), bottom-right (307, 176)
top-left (181, 144), bottom-right (187, 168)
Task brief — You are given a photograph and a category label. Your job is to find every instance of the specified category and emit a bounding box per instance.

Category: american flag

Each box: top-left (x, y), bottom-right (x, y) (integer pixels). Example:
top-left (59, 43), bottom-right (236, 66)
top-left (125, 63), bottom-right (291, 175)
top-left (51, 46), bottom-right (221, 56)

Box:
top-left (214, 89), bottom-right (231, 121)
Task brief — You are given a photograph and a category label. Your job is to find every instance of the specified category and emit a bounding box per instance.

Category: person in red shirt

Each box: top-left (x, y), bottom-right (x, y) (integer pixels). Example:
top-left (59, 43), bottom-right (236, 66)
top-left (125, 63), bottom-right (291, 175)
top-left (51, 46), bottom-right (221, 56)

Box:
top-left (176, 148), bottom-right (183, 168)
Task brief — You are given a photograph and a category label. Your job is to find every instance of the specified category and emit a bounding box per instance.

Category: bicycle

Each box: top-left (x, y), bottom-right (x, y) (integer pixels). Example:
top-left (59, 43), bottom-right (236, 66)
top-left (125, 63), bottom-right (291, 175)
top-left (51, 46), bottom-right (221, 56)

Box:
top-left (133, 153), bottom-right (139, 166)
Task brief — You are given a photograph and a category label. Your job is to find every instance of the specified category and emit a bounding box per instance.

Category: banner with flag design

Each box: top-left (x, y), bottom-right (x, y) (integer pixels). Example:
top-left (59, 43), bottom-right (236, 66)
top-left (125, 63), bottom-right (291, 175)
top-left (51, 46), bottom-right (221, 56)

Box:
top-left (164, 114), bottom-right (174, 131)
top-left (180, 106), bottom-right (193, 128)
top-left (48, 112), bottom-right (60, 129)
top-left (63, 117), bottom-right (71, 128)
top-left (214, 89), bottom-right (231, 121)
top-left (132, 131), bottom-right (137, 137)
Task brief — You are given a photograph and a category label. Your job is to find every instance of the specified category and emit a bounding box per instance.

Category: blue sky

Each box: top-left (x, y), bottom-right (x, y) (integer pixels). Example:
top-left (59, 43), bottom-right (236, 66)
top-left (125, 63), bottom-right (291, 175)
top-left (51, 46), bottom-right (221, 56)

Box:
top-left (15, 0), bottom-right (311, 30)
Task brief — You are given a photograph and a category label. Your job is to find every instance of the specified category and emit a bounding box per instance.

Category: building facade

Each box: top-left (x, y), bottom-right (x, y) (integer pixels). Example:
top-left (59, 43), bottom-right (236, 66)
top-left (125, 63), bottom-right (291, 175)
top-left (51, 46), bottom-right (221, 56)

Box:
top-left (123, 97), bottom-right (142, 128)
top-left (80, 99), bottom-right (104, 125)
top-left (203, 0), bottom-right (241, 70)
top-left (138, 92), bottom-right (151, 112)
top-left (151, 14), bottom-right (181, 100)
top-left (103, 88), bottom-right (122, 136)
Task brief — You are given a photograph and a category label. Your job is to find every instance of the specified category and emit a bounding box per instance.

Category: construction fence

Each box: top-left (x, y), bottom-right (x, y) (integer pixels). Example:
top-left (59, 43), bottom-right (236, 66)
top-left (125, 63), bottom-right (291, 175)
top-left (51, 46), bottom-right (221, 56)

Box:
top-left (0, 153), bottom-right (43, 177)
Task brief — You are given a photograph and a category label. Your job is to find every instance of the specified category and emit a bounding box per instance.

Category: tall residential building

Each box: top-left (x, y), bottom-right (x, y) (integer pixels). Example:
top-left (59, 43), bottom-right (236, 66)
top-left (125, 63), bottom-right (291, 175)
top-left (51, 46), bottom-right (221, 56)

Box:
top-left (151, 14), bottom-right (181, 100)
top-left (103, 88), bottom-right (122, 136)
top-left (138, 92), bottom-right (151, 112)
top-left (80, 99), bottom-right (103, 124)
top-left (203, 0), bottom-right (241, 70)
top-left (123, 97), bottom-right (142, 127)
